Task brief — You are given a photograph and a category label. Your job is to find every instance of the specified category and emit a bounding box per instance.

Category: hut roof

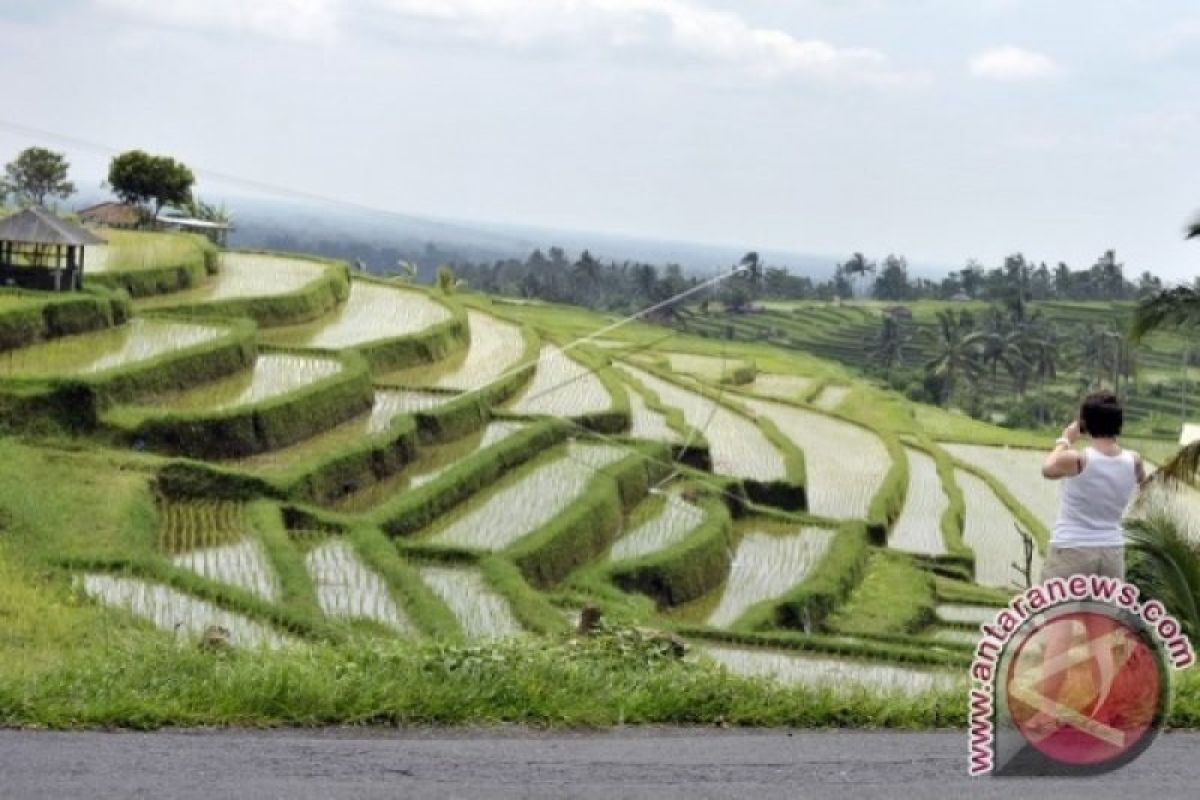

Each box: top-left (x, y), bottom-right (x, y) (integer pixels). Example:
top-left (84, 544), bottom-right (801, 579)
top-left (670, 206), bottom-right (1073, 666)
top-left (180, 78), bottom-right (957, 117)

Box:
top-left (0, 206), bottom-right (105, 246)
top-left (78, 201), bottom-right (142, 227)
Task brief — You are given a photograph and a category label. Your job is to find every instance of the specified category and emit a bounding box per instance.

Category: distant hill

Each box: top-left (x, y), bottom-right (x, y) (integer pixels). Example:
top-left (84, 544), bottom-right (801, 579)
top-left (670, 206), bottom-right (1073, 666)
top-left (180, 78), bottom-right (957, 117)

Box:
top-left (217, 196), bottom-right (848, 279)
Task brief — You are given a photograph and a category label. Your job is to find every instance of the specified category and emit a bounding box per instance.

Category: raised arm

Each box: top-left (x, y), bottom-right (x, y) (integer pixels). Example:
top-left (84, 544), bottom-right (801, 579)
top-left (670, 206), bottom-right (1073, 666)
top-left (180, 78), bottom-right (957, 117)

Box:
top-left (1042, 420), bottom-right (1083, 480)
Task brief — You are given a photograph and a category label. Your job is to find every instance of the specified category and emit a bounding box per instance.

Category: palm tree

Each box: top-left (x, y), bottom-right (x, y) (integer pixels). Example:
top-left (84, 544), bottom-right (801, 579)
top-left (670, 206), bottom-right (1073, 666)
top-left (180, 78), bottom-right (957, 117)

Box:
top-left (924, 310), bottom-right (981, 406)
top-left (1130, 213), bottom-right (1200, 485)
top-left (871, 315), bottom-right (910, 382)
top-left (1126, 511), bottom-right (1200, 639)
top-left (840, 253), bottom-right (875, 299)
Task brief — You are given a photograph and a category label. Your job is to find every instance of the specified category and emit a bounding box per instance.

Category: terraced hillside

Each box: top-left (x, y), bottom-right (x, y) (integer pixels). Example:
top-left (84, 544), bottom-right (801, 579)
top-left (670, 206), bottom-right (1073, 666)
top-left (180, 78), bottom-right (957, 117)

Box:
top-left (679, 299), bottom-right (1197, 432)
top-left (1, 229), bottom-right (1196, 727)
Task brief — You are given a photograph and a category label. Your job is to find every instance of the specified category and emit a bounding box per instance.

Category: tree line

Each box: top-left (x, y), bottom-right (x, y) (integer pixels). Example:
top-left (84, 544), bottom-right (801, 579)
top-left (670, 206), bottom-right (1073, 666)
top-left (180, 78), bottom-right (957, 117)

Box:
top-left (0, 145), bottom-right (228, 225)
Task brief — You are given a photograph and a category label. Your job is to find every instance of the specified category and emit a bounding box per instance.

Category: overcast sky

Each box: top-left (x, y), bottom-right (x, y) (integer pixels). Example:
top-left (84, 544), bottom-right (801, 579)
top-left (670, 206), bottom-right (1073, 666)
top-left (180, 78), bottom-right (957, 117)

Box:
top-left (2, 0), bottom-right (1198, 278)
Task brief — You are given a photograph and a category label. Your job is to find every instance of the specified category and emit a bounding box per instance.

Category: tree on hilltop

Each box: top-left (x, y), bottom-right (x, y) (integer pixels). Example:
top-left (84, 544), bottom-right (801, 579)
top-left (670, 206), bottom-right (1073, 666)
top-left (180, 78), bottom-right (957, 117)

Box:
top-left (107, 150), bottom-right (194, 220)
top-left (2, 146), bottom-right (75, 207)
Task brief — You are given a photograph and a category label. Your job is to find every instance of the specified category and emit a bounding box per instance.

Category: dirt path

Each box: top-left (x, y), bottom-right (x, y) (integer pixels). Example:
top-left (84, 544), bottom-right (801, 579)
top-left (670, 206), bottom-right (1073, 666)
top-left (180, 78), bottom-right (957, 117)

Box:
top-left (2, 727), bottom-right (1197, 799)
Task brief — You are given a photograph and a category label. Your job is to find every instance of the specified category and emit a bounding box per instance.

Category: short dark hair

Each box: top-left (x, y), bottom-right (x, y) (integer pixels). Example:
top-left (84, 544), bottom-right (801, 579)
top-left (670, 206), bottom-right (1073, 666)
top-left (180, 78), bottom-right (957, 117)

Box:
top-left (1079, 391), bottom-right (1123, 437)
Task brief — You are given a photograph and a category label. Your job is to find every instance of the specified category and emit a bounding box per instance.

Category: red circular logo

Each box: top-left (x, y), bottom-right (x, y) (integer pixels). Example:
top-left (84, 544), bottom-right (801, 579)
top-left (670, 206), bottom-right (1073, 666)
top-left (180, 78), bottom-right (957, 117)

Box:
top-left (1005, 608), bottom-right (1162, 767)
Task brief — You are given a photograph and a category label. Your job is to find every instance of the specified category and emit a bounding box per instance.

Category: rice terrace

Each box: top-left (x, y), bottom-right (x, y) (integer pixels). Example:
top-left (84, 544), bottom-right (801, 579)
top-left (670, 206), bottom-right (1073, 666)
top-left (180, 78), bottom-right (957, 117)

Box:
top-left (4, 2), bottom-right (1200, 795)
top-left (3, 202), bottom-right (1199, 738)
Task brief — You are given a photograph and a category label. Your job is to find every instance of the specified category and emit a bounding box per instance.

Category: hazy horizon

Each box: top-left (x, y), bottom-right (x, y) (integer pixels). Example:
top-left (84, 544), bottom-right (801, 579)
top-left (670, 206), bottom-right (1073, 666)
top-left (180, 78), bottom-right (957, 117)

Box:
top-left (2, 1), bottom-right (1199, 280)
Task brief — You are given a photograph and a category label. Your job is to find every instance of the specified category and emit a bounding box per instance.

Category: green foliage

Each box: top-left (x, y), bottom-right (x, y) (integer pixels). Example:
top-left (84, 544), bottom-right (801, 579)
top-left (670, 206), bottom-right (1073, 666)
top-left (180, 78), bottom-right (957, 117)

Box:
top-left (478, 556), bottom-right (570, 635)
top-left (1127, 511), bottom-right (1200, 640)
top-left (107, 150), bottom-right (195, 218)
top-left (826, 551), bottom-right (935, 636)
top-left (0, 289), bottom-right (125, 351)
top-left (2, 146), bottom-right (74, 206)
top-left (85, 232), bottom-right (216, 298)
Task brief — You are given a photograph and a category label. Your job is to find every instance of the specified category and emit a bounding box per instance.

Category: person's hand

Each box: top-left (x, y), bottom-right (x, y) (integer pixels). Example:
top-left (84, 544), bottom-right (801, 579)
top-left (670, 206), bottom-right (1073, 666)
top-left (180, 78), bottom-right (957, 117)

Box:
top-left (1062, 420), bottom-right (1081, 444)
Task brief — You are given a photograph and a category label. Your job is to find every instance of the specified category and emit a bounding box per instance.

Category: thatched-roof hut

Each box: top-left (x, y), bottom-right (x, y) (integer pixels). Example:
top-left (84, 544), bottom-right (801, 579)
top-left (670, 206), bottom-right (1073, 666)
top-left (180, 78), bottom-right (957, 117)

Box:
top-left (0, 206), bottom-right (105, 291)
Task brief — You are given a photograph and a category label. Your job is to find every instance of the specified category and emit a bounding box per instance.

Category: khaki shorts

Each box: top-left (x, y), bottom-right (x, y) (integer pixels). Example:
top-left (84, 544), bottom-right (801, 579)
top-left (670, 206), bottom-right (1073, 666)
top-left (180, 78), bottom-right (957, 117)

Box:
top-left (1040, 545), bottom-right (1125, 582)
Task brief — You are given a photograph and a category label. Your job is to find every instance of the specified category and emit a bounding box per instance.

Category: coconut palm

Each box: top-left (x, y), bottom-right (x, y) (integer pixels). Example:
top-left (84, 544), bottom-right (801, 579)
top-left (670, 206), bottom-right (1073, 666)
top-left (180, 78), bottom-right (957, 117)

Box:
top-left (1126, 511), bottom-right (1200, 640)
top-left (1130, 213), bottom-right (1200, 485)
top-left (840, 253), bottom-right (875, 298)
top-left (871, 315), bottom-right (911, 382)
top-left (924, 310), bottom-right (981, 405)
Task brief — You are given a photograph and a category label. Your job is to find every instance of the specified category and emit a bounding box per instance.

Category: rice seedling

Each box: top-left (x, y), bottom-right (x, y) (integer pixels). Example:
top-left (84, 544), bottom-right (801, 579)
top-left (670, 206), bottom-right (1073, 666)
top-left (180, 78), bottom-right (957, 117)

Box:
top-left (888, 448), bottom-right (949, 555)
top-left (78, 573), bottom-right (290, 648)
top-left (813, 385), bottom-right (850, 411)
top-left (956, 469), bottom-right (1043, 588)
top-left (136, 252), bottom-right (324, 307)
top-left (227, 389), bottom-right (417, 473)
top-left (269, 281), bottom-right (451, 349)
top-left (747, 373), bottom-right (814, 402)
top-left (329, 421), bottom-right (528, 513)
top-left (147, 353), bottom-right (342, 412)
top-left (160, 501), bottom-right (279, 601)
top-left (706, 524), bottom-right (834, 628)
top-left (428, 443), bottom-right (628, 550)
top-left (0, 318), bottom-right (223, 377)
top-left (418, 565), bottom-right (522, 640)
top-left (610, 491), bottom-right (705, 562)
top-left (701, 645), bottom-right (960, 693)
top-left (507, 345), bottom-right (613, 417)
top-left (617, 364), bottom-right (787, 482)
top-left (742, 397), bottom-right (890, 519)
top-left (624, 383), bottom-right (680, 444)
top-left (943, 443), bottom-right (1059, 530)
top-left (304, 540), bottom-right (415, 633)
top-left (936, 603), bottom-right (1002, 626)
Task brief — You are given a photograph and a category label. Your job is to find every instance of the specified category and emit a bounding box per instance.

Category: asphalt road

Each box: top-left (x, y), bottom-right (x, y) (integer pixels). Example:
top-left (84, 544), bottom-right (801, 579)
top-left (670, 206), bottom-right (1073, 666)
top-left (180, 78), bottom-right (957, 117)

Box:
top-left (2, 727), bottom-right (1198, 799)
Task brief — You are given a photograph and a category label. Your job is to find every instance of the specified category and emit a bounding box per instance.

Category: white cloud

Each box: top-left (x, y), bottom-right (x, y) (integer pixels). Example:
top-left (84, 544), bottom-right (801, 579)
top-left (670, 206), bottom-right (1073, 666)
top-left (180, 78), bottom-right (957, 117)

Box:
top-left (96, 0), bottom-right (339, 43)
top-left (968, 46), bottom-right (1060, 81)
top-left (376, 0), bottom-right (912, 84)
top-left (96, 0), bottom-right (919, 86)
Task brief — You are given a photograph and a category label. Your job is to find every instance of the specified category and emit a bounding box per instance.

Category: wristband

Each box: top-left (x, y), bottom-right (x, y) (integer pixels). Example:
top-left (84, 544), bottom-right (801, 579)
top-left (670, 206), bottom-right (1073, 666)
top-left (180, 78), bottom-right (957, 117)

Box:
top-left (1054, 438), bottom-right (1071, 449)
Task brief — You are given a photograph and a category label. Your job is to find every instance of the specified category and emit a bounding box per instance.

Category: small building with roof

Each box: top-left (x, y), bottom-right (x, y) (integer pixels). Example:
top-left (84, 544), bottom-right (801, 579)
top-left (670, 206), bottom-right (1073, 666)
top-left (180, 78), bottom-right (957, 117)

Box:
top-left (156, 214), bottom-right (231, 247)
top-left (78, 201), bottom-right (143, 229)
top-left (0, 206), bottom-right (106, 292)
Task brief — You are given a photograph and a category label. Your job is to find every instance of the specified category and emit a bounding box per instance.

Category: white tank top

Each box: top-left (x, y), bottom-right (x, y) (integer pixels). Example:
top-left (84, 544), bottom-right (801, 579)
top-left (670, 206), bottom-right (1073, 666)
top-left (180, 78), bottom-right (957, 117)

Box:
top-left (1052, 447), bottom-right (1138, 547)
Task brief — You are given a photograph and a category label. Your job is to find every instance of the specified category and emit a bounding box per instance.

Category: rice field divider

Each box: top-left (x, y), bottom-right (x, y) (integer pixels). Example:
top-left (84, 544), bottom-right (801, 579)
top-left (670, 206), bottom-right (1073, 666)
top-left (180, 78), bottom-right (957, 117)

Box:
top-left (898, 437), bottom-right (972, 564)
top-left (136, 250), bottom-right (350, 329)
top-left (609, 357), bottom-right (805, 508)
top-left (505, 342), bottom-right (629, 433)
top-left (101, 347), bottom-right (375, 460)
top-left (603, 490), bottom-right (736, 609)
top-left (676, 623), bottom-right (973, 671)
top-left (943, 447), bottom-right (1050, 553)
top-left (367, 418), bottom-right (576, 537)
top-left (0, 315), bottom-right (257, 410)
top-left (719, 383), bottom-right (909, 540)
top-left (724, 518), bottom-right (871, 635)
top-left (262, 275), bottom-right (472, 375)
top-left (0, 288), bottom-right (126, 352)
top-left (446, 439), bottom-right (674, 588)
top-left (615, 364), bottom-right (711, 468)
top-left (60, 553), bottom-right (344, 645)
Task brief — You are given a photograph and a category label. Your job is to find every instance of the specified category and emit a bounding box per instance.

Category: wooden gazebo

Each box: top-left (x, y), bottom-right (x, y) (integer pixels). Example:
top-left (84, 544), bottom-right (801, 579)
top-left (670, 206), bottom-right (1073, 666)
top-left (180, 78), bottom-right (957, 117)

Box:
top-left (0, 206), bottom-right (105, 292)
